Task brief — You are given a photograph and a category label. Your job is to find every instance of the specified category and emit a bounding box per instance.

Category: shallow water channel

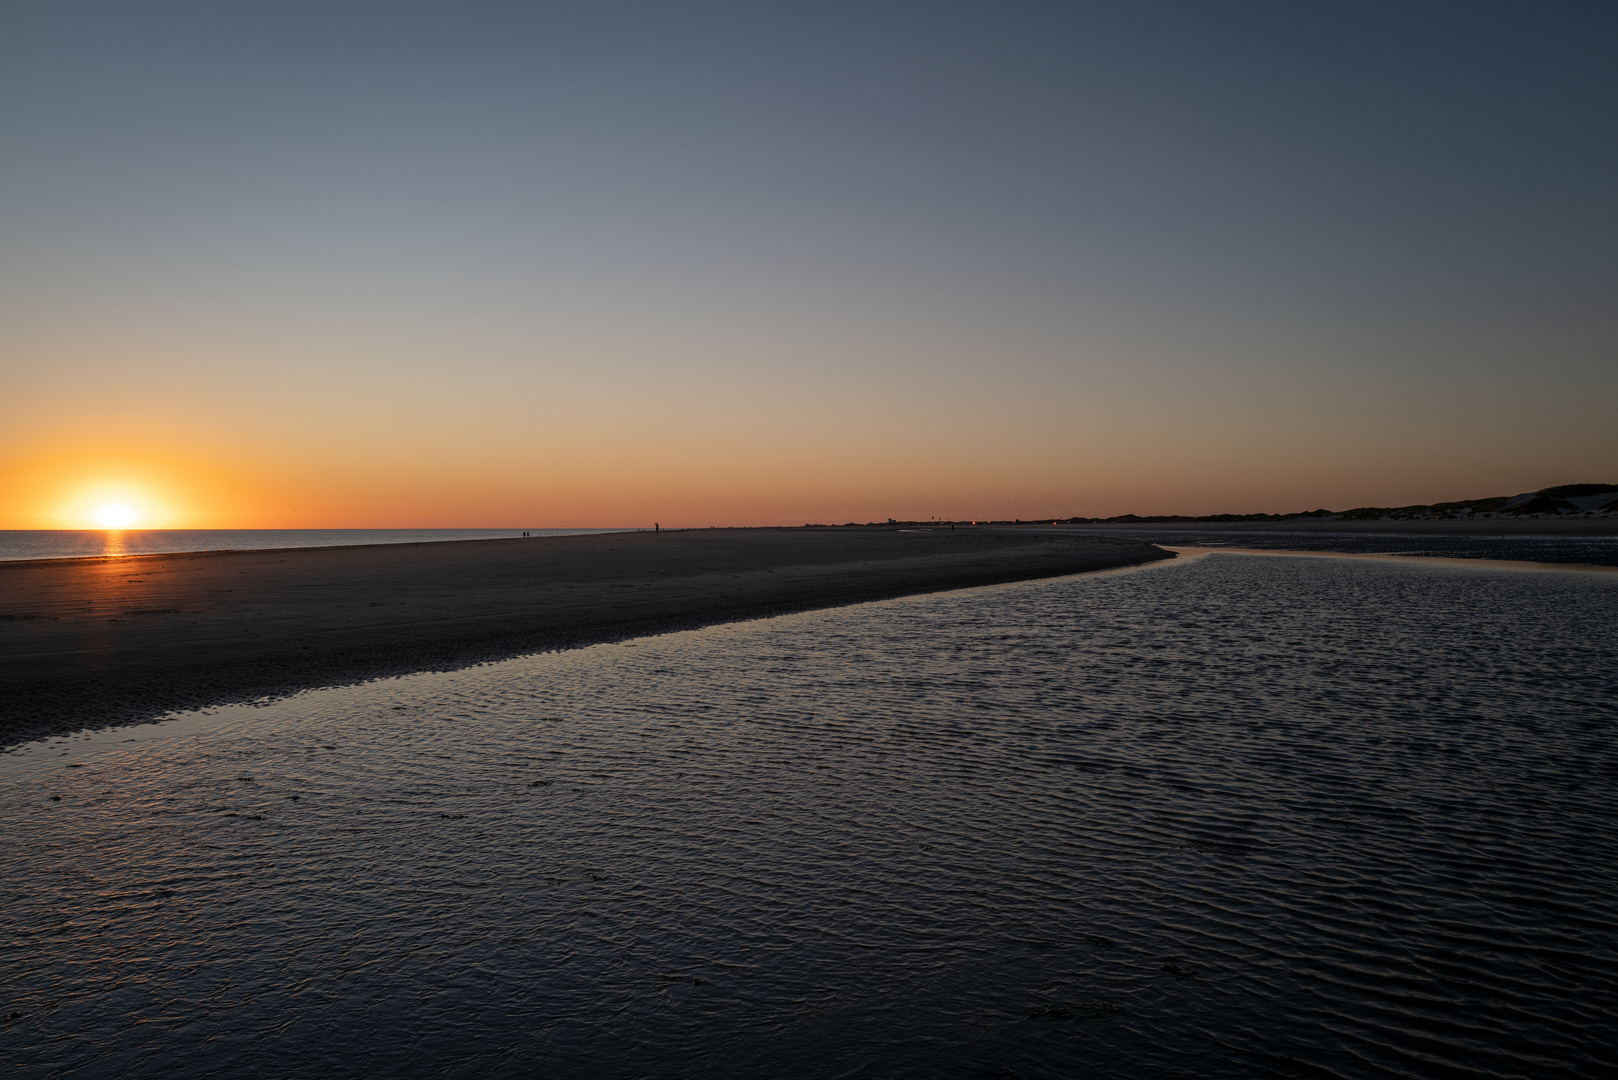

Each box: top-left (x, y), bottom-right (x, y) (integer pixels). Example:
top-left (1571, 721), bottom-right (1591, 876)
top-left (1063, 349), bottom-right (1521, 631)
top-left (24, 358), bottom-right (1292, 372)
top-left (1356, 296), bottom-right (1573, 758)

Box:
top-left (4, 553), bottom-right (1615, 1078)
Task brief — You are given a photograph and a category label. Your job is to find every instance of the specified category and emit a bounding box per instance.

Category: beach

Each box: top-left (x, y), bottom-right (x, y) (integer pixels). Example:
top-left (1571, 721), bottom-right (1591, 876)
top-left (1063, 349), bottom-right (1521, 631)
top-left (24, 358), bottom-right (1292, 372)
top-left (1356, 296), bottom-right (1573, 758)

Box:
top-left (0, 526), bottom-right (1170, 744)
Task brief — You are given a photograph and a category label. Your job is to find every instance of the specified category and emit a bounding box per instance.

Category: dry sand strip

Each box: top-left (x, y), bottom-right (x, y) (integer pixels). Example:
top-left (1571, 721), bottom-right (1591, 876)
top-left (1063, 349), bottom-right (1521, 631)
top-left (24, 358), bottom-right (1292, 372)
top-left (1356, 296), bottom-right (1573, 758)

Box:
top-left (0, 527), bottom-right (1172, 745)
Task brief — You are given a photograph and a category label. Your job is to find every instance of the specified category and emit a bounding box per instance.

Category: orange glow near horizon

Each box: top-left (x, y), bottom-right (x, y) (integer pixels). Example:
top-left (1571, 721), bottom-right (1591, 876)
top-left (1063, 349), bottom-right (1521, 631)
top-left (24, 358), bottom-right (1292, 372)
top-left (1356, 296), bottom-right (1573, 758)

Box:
top-left (1, 369), bottom-right (1610, 531)
top-left (4, 437), bottom-right (1601, 532)
top-left (1, 291), bottom-right (1612, 531)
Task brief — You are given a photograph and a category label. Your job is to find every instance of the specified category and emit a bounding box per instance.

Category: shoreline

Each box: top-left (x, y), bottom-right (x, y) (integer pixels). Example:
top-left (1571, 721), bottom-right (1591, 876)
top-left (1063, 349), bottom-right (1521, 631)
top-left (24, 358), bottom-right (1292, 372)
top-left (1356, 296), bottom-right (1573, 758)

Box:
top-left (0, 527), bottom-right (1171, 747)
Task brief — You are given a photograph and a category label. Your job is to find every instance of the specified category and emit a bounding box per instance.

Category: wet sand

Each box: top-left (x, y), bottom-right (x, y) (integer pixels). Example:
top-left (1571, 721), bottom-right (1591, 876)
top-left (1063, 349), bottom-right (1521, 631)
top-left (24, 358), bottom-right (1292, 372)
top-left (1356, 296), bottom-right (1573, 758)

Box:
top-left (0, 527), bottom-right (1171, 745)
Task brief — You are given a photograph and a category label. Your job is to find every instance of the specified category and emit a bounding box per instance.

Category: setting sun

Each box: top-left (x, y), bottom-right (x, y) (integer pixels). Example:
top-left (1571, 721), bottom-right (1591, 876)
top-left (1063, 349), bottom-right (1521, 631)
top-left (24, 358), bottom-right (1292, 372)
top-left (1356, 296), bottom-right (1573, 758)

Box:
top-left (93, 504), bottom-right (138, 528)
top-left (0, 456), bottom-right (210, 529)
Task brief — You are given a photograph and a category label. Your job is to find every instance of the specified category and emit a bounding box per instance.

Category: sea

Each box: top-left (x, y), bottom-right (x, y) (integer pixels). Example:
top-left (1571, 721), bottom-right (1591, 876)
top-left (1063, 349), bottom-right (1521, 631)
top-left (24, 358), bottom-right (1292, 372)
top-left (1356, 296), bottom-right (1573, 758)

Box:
top-left (0, 528), bottom-right (632, 562)
top-left (3, 544), bottom-right (1616, 1078)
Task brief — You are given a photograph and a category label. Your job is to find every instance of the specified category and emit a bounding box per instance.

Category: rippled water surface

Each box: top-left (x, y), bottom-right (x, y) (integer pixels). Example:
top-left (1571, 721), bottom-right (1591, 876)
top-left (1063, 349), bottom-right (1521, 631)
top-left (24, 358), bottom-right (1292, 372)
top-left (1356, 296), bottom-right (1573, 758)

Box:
top-left (4, 554), bottom-right (1616, 1079)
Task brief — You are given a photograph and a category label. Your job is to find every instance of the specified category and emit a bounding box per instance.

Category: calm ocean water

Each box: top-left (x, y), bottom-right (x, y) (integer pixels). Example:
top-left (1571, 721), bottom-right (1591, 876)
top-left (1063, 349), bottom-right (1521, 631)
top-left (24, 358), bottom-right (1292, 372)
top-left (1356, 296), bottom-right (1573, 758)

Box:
top-left (0, 529), bottom-right (632, 562)
top-left (3, 551), bottom-right (1615, 1078)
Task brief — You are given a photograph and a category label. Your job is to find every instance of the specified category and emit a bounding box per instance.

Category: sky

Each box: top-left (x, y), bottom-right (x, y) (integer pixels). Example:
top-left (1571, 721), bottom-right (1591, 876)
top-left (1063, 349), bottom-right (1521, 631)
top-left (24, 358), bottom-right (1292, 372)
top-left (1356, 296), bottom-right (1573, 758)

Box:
top-left (3, 0), bottom-right (1614, 528)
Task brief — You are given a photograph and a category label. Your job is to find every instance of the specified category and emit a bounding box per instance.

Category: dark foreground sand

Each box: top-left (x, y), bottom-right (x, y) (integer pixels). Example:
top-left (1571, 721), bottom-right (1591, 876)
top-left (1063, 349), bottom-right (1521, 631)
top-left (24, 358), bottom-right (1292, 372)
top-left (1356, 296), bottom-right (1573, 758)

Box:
top-left (0, 527), bottom-right (1171, 745)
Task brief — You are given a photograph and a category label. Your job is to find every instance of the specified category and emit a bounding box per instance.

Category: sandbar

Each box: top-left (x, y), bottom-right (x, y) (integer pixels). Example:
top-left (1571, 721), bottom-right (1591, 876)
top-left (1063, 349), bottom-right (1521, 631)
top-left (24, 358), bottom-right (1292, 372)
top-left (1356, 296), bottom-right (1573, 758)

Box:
top-left (0, 527), bottom-right (1171, 745)
top-left (1164, 546), bottom-right (1618, 574)
top-left (1036, 518), bottom-right (1618, 535)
